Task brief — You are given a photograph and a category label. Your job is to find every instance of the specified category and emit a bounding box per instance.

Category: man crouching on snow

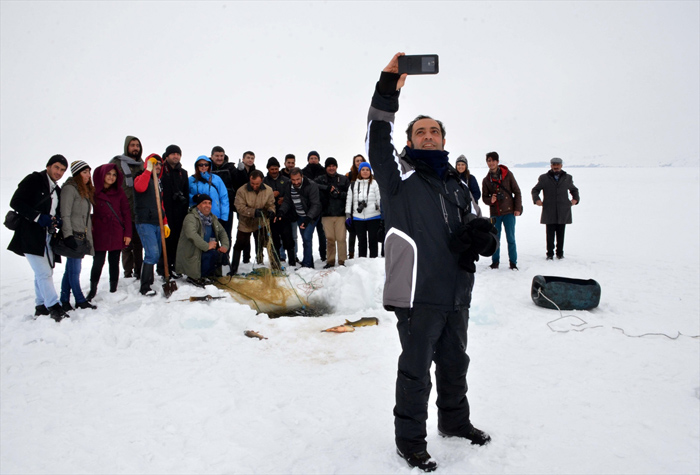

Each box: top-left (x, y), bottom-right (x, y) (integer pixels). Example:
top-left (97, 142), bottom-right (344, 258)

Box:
top-left (367, 53), bottom-right (498, 472)
top-left (175, 193), bottom-right (229, 288)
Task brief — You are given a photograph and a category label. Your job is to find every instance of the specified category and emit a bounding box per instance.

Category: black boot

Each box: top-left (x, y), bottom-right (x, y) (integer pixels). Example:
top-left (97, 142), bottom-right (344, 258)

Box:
top-left (228, 249), bottom-right (241, 276)
top-left (140, 263), bottom-right (156, 296)
top-left (76, 300), bottom-right (97, 310)
top-left (396, 448), bottom-right (437, 472)
top-left (34, 305), bottom-right (49, 317)
top-left (86, 281), bottom-right (98, 301)
top-left (47, 303), bottom-right (69, 322)
top-left (110, 280), bottom-right (118, 293)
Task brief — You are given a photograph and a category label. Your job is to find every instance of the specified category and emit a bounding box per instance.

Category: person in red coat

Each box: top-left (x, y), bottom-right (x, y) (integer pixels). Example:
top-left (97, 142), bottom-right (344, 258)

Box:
top-left (87, 164), bottom-right (132, 299)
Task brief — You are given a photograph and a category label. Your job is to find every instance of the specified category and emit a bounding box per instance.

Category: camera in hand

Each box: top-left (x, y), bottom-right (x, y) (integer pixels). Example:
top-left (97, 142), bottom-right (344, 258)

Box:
top-left (357, 200), bottom-right (367, 214)
top-left (496, 191), bottom-right (506, 201)
top-left (48, 220), bottom-right (60, 235)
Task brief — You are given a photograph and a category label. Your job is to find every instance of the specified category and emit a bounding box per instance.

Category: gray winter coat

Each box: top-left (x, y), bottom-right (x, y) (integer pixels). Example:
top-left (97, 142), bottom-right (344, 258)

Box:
top-left (60, 177), bottom-right (94, 256)
top-left (175, 207), bottom-right (230, 279)
top-left (531, 170), bottom-right (580, 224)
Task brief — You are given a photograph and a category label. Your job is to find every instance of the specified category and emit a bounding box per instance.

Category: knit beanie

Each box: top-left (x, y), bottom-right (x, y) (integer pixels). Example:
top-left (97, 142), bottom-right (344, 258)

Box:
top-left (164, 144), bottom-right (182, 157)
top-left (267, 156), bottom-right (281, 168)
top-left (193, 193), bottom-right (212, 205)
top-left (70, 160), bottom-right (90, 176)
top-left (46, 154), bottom-right (69, 169)
top-left (325, 157), bottom-right (338, 168)
top-left (358, 162), bottom-right (372, 173)
top-left (307, 150), bottom-right (320, 161)
top-left (456, 154), bottom-right (468, 167)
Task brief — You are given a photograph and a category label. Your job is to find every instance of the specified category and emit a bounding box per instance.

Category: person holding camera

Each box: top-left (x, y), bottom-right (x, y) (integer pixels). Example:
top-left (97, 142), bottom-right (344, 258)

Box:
top-left (87, 163), bottom-right (132, 301)
top-left (367, 53), bottom-right (498, 472)
top-left (59, 160), bottom-right (97, 311)
top-left (345, 162), bottom-right (381, 258)
top-left (482, 151), bottom-right (523, 270)
top-left (8, 155), bottom-right (70, 321)
top-left (315, 157), bottom-right (350, 268)
top-left (159, 145), bottom-right (189, 278)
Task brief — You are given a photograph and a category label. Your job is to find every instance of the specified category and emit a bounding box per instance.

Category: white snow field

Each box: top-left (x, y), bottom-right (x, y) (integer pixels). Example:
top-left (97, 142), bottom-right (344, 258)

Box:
top-left (1, 166), bottom-right (698, 474)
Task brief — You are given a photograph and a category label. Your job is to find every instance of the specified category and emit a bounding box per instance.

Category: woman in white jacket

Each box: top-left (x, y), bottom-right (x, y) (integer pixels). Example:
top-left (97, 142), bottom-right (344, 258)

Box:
top-left (346, 162), bottom-right (382, 258)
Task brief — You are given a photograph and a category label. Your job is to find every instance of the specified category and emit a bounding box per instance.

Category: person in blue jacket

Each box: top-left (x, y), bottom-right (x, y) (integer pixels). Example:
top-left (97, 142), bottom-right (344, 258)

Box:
top-left (188, 156), bottom-right (229, 221)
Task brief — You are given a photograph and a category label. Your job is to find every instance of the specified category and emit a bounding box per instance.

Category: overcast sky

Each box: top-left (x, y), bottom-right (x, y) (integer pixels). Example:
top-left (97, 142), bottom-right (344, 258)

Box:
top-left (1, 0), bottom-right (698, 179)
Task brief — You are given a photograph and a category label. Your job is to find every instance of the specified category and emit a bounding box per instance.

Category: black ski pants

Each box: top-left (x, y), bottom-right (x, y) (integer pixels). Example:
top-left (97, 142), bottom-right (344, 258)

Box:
top-left (394, 304), bottom-right (472, 454)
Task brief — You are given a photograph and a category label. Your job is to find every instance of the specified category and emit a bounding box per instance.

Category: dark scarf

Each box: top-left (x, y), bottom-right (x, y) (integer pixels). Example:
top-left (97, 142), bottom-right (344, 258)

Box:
top-left (404, 147), bottom-right (450, 180)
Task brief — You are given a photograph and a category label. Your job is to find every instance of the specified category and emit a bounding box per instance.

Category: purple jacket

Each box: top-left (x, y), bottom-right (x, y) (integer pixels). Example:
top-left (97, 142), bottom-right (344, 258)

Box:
top-left (92, 164), bottom-right (132, 252)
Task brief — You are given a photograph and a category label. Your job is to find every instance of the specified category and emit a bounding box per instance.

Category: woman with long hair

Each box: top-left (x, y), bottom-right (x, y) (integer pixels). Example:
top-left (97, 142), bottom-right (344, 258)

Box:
top-left (59, 160), bottom-right (97, 310)
top-left (345, 154), bottom-right (365, 258)
top-left (345, 162), bottom-right (382, 258)
top-left (87, 164), bottom-right (132, 300)
top-left (188, 156), bottom-right (229, 221)
top-left (455, 154), bottom-right (481, 202)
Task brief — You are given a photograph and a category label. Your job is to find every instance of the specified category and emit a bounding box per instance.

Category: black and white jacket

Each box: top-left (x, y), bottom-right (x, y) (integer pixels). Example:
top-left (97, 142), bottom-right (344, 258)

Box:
top-left (367, 72), bottom-right (497, 310)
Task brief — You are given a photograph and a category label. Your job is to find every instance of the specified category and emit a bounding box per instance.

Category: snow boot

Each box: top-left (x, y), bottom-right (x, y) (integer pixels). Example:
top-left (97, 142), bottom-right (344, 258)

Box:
top-left (48, 303), bottom-right (69, 322)
top-left (139, 263), bottom-right (157, 296)
top-left (76, 300), bottom-right (97, 310)
top-left (34, 305), bottom-right (49, 317)
top-left (61, 301), bottom-right (74, 312)
top-left (110, 280), bottom-right (118, 293)
top-left (86, 280), bottom-right (98, 301)
top-left (489, 262), bottom-right (499, 269)
top-left (396, 448), bottom-right (437, 472)
top-left (438, 424), bottom-right (492, 446)
top-left (509, 261), bottom-right (518, 270)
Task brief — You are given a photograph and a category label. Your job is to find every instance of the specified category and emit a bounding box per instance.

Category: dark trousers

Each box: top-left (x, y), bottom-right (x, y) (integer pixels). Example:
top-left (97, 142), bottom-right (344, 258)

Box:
top-left (121, 221), bottom-right (143, 277)
top-left (271, 219), bottom-right (295, 266)
top-left (158, 222), bottom-right (182, 276)
top-left (231, 228), bottom-right (268, 273)
top-left (348, 228), bottom-right (357, 257)
top-left (91, 250), bottom-right (121, 284)
top-left (546, 223), bottom-right (566, 257)
top-left (354, 219), bottom-right (381, 258)
top-left (394, 305), bottom-right (472, 454)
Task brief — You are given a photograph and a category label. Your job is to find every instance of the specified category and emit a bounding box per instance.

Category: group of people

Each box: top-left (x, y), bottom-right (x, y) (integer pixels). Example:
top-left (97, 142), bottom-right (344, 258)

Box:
top-left (7, 137), bottom-right (390, 322)
top-left (7, 51), bottom-right (581, 471)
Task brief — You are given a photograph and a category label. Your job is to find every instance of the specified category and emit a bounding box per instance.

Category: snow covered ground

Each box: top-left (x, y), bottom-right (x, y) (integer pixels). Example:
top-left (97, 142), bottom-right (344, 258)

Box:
top-left (1, 167), bottom-right (698, 474)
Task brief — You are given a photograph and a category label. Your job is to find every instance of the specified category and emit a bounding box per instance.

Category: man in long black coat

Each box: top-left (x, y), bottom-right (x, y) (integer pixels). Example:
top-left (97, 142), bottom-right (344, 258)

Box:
top-left (159, 145), bottom-right (189, 277)
top-left (8, 155), bottom-right (70, 321)
top-left (531, 157), bottom-right (580, 259)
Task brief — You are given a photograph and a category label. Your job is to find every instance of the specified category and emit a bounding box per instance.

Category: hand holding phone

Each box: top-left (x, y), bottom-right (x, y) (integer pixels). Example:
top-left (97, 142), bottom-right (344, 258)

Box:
top-left (398, 55), bottom-right (439, 75)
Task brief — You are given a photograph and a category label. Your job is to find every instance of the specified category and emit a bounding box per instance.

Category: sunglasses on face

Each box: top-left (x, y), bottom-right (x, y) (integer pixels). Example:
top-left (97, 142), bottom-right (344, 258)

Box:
top-left (197, 163), bottom-right (210, 168)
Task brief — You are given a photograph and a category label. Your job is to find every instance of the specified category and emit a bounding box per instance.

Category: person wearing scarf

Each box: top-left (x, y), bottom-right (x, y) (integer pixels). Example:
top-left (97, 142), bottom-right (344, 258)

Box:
top-left (175, 193), bottom-right (229, 287)
top-left (366, 53), bottom-right (498, 472)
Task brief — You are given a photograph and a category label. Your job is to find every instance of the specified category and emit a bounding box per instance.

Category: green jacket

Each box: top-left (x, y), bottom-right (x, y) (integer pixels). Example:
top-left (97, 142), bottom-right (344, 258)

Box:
top-left (175, 207), bottom-right (230, 279)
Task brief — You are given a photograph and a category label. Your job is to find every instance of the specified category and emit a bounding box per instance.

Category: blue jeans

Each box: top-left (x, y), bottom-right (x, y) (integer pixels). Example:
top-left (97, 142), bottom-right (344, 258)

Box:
top-left (136, 223), bottom-right (162, 265)
top-left (297, 217), bottom-right (317, 268)
top-left (492, 214), bottom-right (517, 265)
top-left (61, 257), bottom-right (86, 304)
top-left (26, 232), bottom-right (60, 308)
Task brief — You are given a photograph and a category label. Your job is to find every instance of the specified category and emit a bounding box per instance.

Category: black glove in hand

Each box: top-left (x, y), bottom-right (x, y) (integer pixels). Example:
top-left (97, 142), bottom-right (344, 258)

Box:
top-left (467, 218), bottom-right (498, 256)
top-left (254, 209), bottom-right (263, 218)
top-left (457, 250), bottom-right (479, 273)
top-left (449, 224), bottom-right (472, 254)
top-left (267, 209), bottom-right (276, 220)
top-left (37, 214), bottom-right (53, 228)
top-left (64, 235), bottom-right (78, 250)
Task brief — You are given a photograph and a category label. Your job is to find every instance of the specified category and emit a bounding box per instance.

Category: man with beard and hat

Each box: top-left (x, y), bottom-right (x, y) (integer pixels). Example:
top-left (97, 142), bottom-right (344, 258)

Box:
top-left (158, 144), bottom-right (189, 278)
top-left (303, 150), bottom-right (327, 262)
top-left (209, 145), bottom-right (239, 259)
top-left (110, 135), bottom-right (145, 279)
top-left (531, 157), bottom-right (580, 260)
top-left (176, 193), bottom-right (229, 287)
top-left (366, 53), bottom-right (498, 472)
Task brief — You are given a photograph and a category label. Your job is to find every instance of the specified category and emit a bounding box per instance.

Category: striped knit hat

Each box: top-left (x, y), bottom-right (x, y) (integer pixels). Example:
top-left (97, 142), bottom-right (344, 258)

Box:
top-left (70, 160), bottom-right (90, 176)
